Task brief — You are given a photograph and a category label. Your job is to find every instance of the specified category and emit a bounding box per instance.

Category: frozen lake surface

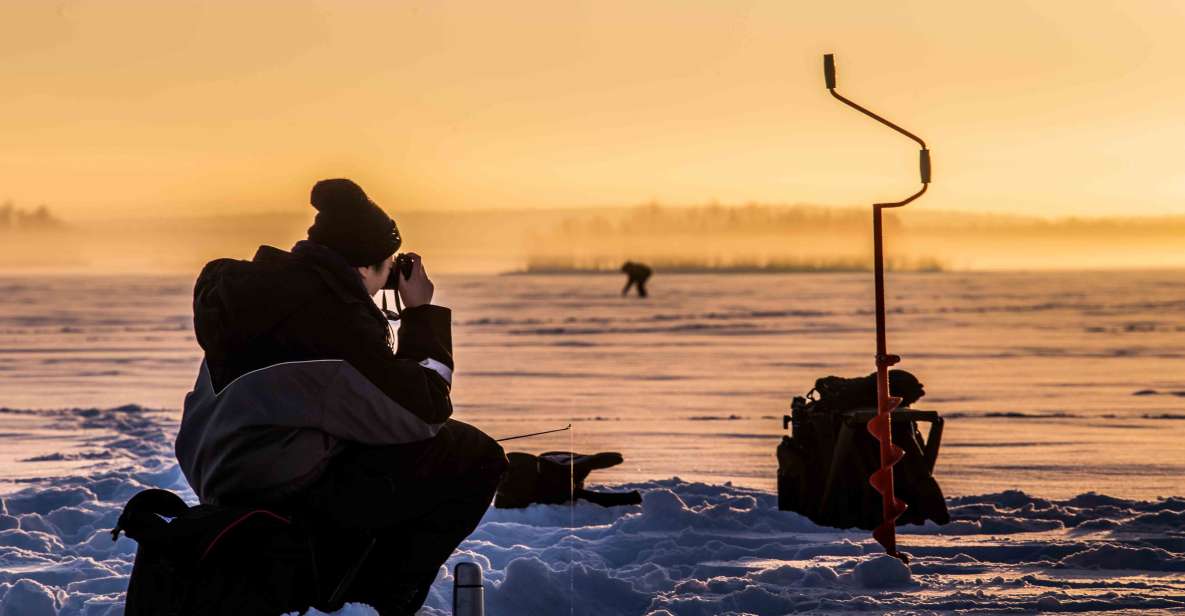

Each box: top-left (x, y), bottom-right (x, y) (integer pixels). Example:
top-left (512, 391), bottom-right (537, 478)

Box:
top-left (2, 271), bottom-right (1184, 498)
top-left (1, 271), bottom-right (1183, 614)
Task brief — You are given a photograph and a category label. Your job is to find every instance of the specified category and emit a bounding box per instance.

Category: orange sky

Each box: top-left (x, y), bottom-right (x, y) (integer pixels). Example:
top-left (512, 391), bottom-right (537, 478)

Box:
top-left (3, 0), bottom-right (1184, 220)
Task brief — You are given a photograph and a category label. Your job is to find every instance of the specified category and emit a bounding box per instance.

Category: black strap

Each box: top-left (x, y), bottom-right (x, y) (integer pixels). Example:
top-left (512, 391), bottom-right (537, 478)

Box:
top-left (328, 536), bottom-right (377, 607)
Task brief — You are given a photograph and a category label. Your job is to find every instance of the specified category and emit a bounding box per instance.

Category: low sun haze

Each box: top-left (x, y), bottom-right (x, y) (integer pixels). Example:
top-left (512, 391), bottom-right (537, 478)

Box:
top-left (3, 0), bottom-right (1184, 222)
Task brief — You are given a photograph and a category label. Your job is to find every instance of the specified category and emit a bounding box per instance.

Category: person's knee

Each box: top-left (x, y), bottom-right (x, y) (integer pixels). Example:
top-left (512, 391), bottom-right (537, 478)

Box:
top-left (444, 420), bottom-right (508, 480)
top-left (480, 437), bottom-right (508, 483)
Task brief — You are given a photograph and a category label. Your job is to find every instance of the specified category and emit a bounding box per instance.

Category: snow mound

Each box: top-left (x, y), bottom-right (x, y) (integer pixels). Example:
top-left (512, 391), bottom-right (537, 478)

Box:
top-left (0, 405), bottom-right (1183, 615)
top-left (1058, 544), bottom-right (1185, 572)
top-left (852, 554), bottom-right (912, 588)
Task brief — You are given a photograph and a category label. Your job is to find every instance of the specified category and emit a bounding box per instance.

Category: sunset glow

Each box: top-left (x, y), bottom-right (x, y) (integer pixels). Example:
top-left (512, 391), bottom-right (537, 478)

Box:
top-left (4, 0), bottom-right (1184, 222)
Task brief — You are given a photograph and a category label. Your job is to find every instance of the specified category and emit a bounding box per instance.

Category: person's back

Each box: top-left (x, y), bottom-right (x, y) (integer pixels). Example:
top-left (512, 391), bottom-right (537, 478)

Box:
top-left (176, 179), bottom-right (507, 614)
top-left (621, 261), bottom-right (653, 297)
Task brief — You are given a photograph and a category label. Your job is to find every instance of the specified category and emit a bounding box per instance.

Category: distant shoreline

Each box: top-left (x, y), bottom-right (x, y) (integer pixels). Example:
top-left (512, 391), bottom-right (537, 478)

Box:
top-left (510, 258), bottom-right (947, 275)
top-left (506, 269), bottom-right (946, 275)
top-left (503, 268), bottom-right (945, 275)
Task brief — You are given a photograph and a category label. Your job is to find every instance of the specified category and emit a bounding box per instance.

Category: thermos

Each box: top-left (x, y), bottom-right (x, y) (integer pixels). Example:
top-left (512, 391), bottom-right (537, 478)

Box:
top-left (453, 561), bottom-right (484, 616)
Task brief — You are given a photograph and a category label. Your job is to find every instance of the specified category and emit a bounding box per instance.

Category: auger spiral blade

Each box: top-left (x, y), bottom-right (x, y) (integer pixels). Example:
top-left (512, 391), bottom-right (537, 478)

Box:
top-left (867, 394), bottom-right (908, 559)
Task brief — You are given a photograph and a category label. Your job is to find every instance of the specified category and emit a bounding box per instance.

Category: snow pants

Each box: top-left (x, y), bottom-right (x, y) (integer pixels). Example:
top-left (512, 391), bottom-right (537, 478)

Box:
top-left (293, 419), bottom-right (508, 615)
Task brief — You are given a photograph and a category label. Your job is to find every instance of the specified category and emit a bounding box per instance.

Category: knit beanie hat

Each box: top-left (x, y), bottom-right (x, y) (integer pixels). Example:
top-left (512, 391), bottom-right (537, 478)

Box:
top-left (306, 179), bottom-right (402, 266)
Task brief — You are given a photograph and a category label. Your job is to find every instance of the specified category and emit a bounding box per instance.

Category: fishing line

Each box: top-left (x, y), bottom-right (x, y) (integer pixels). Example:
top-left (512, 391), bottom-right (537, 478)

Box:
top-left (491, 421), bottom-right (577, 609)
top-left (495, 424), bottom-right (572, 442)
top-left (492, 422), bottom-right (576, 610)
top-left (569, 423), bottom-right (575, 616)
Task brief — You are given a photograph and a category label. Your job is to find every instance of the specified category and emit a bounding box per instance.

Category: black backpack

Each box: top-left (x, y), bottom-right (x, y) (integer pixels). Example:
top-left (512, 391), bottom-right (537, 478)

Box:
top-left (777, 370), bottom-right (949, 530)
top-left (114, 489), bottom-right (342, 616)
top-left (807, 370), bottom-right (926, 414)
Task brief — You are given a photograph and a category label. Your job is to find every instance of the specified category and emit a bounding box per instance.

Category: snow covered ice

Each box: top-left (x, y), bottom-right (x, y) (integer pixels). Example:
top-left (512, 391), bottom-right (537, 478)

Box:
top-left (3, 272), bottom-right (1185, 614)
top-left (2, 405), bottom-right (1185, 615)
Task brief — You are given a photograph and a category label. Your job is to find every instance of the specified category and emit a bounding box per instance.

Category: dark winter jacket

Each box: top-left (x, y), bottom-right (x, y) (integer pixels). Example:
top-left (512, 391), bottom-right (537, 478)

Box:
top-left (176, 241), bottom-right (454, 505)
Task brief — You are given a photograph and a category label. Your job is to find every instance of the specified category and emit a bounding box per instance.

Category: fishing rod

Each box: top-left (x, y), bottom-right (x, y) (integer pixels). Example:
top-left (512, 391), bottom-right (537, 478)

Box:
top-left (823, 53), bottom-right (931, 562)
top-left (496, 424), bottom-right (572, 442)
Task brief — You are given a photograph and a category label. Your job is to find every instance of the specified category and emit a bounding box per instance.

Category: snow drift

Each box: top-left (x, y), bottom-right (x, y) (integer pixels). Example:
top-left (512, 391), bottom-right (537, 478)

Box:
top-left (1, 405), bottom-right (1184, 615)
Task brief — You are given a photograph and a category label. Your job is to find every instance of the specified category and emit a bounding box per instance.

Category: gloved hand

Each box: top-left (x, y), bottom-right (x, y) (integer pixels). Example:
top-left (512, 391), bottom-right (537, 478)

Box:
top-left (494, 451), bottom-right (643, 509)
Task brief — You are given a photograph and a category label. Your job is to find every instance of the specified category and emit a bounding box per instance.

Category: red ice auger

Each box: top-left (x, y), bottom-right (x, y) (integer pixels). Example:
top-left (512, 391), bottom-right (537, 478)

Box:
top-left (824, 53), bottom-right (932, 560)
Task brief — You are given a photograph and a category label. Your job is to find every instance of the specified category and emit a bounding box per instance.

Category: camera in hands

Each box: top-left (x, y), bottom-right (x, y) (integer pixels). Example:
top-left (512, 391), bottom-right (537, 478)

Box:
top-left (384, 253), bottom-right (415, 291)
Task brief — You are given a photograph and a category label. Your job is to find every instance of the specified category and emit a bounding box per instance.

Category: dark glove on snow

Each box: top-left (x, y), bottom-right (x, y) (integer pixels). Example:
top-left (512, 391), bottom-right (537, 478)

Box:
top-left (494, 451), bottom-right (643, 509)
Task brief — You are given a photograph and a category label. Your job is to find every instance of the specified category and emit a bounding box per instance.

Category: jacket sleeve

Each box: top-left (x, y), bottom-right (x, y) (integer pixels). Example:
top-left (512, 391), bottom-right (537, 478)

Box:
top-left (394, 304), bottom-right (454, 384)
top-left (277, 299), bottom-right (454, 426)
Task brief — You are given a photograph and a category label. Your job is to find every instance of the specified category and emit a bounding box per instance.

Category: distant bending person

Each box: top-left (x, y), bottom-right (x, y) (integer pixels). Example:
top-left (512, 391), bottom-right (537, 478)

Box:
top-left (175, 178), bottom-right (507, 614)
top-left (621, 261), bottom-right (653, 298)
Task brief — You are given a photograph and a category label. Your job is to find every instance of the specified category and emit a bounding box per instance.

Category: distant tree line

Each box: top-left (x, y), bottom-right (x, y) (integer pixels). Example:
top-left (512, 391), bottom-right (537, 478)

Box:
top-left (0, 201), bottom-right (65, 231)
top-left (551, 202), bottom-right (889, 237)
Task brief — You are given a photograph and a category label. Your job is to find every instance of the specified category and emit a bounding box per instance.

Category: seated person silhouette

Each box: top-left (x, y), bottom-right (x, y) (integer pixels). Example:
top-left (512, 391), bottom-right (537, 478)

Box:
top-left (621, 261), bottom-right (652, 298)
top-left (176, 179), bottom-right (507, 614)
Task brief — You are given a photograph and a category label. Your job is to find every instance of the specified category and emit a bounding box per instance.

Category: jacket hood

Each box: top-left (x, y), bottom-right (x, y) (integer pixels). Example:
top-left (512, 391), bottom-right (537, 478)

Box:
top-left (193, 242), bottom-right (371, 360)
